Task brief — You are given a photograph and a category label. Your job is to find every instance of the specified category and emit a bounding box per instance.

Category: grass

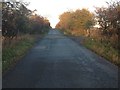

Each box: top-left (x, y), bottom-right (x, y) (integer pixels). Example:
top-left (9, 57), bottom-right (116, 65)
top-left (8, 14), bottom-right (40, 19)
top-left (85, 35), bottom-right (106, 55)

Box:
top-left (2, 29), bottom-right (49, 74)
top-left (2, 35), bottom-right (35, 73)
top-left (60, 28), bottom-right (119, 66)
top-left (83, 37), bottom-right (119, 67)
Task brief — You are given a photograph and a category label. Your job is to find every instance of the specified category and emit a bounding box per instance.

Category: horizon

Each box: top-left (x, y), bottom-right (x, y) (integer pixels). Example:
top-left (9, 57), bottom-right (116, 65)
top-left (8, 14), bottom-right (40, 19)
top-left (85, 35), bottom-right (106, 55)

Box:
top-left (24, 0), bottom-right (111, 28)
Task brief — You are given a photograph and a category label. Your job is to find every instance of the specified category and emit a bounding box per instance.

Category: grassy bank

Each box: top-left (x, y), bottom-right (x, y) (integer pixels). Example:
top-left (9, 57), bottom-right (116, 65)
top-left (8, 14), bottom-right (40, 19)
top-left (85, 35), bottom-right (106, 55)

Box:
top-left (83, 37), bottom-right (119, 66)
top-left (62, 28), bottom-right (119, 67)
top-left (2, 35), bottom-right (36, 73)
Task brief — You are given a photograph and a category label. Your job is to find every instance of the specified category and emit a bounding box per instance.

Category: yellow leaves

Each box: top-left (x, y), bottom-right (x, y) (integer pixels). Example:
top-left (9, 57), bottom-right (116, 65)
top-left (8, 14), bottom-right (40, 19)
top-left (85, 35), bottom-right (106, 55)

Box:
top-left (56, 8), bottom-right (95, 35)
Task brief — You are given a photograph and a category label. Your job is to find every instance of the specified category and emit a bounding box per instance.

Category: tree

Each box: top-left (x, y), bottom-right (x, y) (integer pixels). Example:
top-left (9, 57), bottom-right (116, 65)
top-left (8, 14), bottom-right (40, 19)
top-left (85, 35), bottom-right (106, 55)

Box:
top-left (2, 2), bottom-right (32, 38)
top-left (56, 9), bottom-right (94, 36)
top-left (95, 0), bottom-right (120, 49)
top-left (2, 1), bottom-right (51, 39)
top-left (95, 0), bottom-right (120, 36)
top-left (29, 14), bottom-right (50, 34)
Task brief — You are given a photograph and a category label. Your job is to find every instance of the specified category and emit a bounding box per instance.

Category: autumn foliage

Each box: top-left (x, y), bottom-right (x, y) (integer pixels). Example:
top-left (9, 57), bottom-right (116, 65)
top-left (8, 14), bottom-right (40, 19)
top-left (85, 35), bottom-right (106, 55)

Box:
top-left (95, 1), bottom-right (120, 49)
top-left (56, 1), bottom-right (119, 49)
top-left (2, 1), bottom-right (51, 40)
top-left (56, 9), bottom-right (94, 36)
top-left (56, 1), bottom-right (119, 65)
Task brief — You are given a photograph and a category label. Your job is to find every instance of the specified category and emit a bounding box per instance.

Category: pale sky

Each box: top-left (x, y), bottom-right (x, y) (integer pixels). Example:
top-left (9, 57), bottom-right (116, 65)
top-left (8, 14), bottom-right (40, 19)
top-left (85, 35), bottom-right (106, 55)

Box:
top-left (24, 0), bottom-right (112, 28)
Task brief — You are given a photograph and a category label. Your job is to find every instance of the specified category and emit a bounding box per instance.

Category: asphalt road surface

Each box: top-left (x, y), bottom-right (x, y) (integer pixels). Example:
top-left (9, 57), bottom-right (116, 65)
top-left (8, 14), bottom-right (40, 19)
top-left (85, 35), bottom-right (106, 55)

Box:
top-left (3, 29), bottom-right (118, 88)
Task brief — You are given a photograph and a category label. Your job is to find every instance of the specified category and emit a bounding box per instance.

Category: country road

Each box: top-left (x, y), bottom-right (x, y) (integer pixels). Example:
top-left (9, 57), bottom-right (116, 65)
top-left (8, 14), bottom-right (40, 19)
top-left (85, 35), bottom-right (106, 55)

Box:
top-left (3, 29), bottom-right (118, 88)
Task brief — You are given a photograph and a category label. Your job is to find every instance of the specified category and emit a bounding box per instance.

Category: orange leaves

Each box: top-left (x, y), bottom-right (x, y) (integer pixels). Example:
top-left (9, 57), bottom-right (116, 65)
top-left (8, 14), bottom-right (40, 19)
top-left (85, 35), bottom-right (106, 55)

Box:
top-left (56, 9), bottom-right (94, 35)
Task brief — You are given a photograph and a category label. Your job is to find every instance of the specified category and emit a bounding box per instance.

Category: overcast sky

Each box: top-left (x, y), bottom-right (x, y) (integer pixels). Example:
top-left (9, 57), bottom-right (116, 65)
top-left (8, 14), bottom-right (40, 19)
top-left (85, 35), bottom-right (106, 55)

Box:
top-left (24, 0), bottom-right (112, 28)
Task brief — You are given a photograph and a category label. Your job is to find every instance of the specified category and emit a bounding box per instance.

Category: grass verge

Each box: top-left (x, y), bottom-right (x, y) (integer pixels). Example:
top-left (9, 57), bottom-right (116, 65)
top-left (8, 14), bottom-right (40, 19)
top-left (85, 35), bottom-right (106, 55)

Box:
top-left (61, 28), bottom-right (119, 67)
top-left (2, 35), bottom-right (35, 74)
top-left (83, 37), bottom-right (119, 67)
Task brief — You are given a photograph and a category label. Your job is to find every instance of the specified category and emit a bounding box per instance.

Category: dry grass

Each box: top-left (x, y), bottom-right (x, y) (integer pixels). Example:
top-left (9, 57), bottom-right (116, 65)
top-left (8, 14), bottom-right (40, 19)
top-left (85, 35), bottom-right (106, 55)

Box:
top-left (62, 27), bottom-right (119, 66)
top-left (83, 34), bottom-right (119, 67)
top-left (2, 34), bottom-right (36, 73)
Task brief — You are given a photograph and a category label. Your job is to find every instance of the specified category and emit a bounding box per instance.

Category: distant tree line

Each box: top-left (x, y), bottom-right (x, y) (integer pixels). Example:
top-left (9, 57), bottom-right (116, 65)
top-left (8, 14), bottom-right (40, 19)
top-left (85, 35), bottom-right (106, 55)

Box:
top-left (56, 9), bottom-right (94, 36)
top-left (2, 1), bottom-right (51, 39)
top-left (56, 1), bottom-right (119, 49)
